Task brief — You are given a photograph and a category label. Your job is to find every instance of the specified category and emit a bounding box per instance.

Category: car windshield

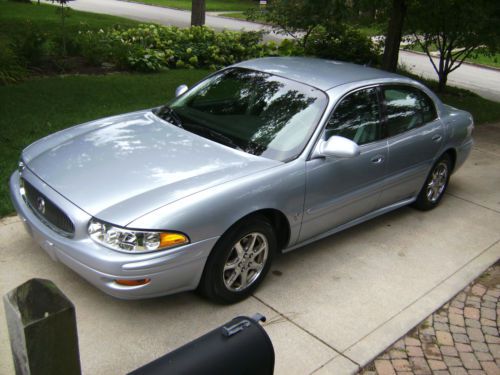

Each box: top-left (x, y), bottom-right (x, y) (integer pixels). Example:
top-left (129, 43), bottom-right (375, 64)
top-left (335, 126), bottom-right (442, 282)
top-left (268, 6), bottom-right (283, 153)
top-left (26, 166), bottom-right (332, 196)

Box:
top-left (155, 68), bottom-right (328, 161)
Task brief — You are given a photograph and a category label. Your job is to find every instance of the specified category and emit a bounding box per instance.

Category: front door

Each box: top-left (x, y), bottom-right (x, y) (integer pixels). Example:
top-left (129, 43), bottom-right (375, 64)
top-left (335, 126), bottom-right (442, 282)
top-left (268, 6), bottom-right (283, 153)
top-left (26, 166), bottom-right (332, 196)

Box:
top-left (300, 87), bottom-right (388, 242)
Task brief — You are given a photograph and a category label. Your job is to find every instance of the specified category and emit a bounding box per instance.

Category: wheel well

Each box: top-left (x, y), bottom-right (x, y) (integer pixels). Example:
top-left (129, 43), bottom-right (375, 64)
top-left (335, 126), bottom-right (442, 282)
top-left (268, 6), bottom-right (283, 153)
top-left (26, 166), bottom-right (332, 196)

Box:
top-left (443, 148), bottom-right (457, 172)
top-left (235, 209), bottom-right (291, 252)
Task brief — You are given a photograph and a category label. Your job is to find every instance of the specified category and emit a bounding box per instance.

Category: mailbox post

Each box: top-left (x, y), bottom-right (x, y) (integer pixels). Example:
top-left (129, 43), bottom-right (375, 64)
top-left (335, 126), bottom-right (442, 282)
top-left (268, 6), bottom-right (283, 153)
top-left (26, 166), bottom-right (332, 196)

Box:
top-left (3, 278), bottom-right (81, 375)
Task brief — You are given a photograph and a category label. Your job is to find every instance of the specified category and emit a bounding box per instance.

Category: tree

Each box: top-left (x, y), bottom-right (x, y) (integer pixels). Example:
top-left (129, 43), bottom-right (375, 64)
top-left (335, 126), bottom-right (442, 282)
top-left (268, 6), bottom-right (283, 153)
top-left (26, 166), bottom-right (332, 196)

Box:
top-left (191, 0), bottom-right (205, 26)
top-left (251, 0), bottom-right (348, 48)
top-left (381, 0), bottom-right (406, 72)
top-left (50, 0), bottom-right (74, 56)
top-left (407, 0), bottom-right (499, 91)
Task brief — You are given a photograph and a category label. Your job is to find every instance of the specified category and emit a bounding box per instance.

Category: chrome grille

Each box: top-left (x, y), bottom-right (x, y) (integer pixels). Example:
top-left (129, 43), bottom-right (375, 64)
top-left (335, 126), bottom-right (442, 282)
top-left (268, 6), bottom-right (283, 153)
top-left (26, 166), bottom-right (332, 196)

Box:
top-left (21, 178), bottom-right (75, 237)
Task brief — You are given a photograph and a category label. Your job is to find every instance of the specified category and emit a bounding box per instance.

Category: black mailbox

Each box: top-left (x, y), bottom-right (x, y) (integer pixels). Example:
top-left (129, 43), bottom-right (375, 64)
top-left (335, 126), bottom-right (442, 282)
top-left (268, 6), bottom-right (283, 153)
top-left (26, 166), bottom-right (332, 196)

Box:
top-left (129, 313), bottom-right (274, 375)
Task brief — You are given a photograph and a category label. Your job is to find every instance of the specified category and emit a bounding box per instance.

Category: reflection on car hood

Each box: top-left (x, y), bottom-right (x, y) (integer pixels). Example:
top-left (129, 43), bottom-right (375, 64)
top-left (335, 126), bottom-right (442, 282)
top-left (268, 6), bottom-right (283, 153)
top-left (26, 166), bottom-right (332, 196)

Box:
top-left (23, 110), bottom-right (280, 226)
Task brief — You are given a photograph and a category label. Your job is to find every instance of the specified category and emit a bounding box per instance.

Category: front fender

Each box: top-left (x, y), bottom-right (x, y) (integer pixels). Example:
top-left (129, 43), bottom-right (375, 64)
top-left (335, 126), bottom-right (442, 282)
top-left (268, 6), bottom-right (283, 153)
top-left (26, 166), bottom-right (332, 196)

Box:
top-left (128, 161), bottom-right (306, 247)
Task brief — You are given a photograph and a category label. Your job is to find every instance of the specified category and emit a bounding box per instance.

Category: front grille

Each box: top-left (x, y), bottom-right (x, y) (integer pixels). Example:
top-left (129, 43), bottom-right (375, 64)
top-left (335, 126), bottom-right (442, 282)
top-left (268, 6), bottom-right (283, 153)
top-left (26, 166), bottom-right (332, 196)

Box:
top-left (21, 178), bottom-right (75, 237)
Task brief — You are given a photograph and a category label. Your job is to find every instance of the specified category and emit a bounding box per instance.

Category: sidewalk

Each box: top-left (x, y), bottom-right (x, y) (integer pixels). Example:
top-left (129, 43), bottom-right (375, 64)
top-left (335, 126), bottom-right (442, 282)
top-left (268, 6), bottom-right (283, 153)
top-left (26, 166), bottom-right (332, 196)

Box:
top-left (361, 262), bottom-right (500, 375)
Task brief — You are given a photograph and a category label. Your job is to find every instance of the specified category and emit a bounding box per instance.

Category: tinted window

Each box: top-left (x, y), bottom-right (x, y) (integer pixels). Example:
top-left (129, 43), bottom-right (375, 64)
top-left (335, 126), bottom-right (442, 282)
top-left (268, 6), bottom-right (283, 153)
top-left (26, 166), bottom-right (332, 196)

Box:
top-left (158, 68), bottom-right (328, 162)
top-left (326, 88), bottom-right (381, 145)
top-left (383, 86), bottom-right (437, 137)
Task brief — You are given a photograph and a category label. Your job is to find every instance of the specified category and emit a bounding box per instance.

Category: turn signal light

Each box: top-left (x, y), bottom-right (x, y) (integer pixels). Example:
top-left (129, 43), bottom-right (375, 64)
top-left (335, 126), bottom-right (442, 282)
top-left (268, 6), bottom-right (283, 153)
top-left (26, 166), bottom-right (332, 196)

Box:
top-left (160, 233), bottom-right (189, 248)
top-left (115, 278), bottom-right (151, 287)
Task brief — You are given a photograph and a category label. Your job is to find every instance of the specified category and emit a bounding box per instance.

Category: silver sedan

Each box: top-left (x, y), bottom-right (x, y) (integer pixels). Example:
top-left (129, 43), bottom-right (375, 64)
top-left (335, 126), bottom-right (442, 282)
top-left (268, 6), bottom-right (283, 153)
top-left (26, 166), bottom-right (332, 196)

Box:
top-left (10, 57), bottom-right (474, 303)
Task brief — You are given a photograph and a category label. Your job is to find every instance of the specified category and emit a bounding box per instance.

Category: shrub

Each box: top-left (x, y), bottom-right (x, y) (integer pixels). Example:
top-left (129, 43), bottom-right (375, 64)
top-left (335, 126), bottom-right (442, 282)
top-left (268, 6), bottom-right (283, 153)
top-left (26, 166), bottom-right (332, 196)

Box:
top-left (76, 29), bottom-right (129, 68)
top-left (76, 25), bottom-right (280, 72)
top-left (0, 39), bottom-right (28, 85)
top-left (303, 26), bottom-right (380, 65)
top-left (11, 21), bottom-right (51, 67)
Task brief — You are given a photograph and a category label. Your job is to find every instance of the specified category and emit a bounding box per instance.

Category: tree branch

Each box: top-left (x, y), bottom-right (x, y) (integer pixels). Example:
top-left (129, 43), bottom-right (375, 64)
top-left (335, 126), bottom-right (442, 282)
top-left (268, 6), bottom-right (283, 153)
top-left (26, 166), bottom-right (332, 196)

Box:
top-left (449, 47), bottom-right (476, 72)
top-left (414, 32), bottom-right (440, 77)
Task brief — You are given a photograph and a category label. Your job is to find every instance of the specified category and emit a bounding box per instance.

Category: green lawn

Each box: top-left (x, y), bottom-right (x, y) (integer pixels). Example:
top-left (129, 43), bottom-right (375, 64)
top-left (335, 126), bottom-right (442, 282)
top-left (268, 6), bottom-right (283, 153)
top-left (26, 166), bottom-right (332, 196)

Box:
top-left (466, 52), bottom-right (500, 69)
top-left (0, 70), bottom-right (209, 217)
top-left (220, 11), bottom-right (252, 20)
top-left (439, 90), bottom-right (500, 124)
top-left (129, 0), bottom-right (257, 12)
top-left (0, 0), bottom-right (139, 36)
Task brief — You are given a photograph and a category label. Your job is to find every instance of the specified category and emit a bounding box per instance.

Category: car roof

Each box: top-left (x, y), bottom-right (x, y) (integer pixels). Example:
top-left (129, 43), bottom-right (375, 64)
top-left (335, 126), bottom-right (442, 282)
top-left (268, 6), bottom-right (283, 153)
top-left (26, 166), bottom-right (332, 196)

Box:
top-left (233, 57), bottom-right (406, 91)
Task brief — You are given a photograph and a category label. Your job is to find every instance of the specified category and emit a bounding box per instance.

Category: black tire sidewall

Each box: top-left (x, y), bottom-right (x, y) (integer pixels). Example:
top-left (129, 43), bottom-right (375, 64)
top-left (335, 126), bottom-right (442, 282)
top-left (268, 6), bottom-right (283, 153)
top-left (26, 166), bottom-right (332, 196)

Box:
top-left (415, 154), bottom-right (451, 210)
top-left (199, 217), bottom-right (276, 304)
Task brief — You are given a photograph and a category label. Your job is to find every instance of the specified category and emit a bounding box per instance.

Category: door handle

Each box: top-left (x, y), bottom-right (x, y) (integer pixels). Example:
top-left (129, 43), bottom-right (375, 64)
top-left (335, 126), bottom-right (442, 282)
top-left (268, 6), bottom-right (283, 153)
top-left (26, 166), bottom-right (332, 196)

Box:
top-left (370, 155), bottom-right (384, 164)
top-left (432, 134), bottom-right (443, 142)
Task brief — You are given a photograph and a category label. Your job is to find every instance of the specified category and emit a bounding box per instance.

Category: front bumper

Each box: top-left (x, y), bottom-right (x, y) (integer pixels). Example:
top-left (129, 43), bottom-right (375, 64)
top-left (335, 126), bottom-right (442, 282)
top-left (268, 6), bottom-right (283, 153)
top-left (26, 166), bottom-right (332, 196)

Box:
top-left (9, 170), bottom-right (218, 299)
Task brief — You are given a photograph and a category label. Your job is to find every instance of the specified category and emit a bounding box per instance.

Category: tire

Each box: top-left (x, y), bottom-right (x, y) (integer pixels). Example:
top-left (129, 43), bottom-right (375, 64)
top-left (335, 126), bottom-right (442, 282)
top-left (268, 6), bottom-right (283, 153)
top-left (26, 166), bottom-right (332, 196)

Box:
top-left (198, 216), bottom-right (276, 304)
top-left (413, 153), bottom-right (451, 211)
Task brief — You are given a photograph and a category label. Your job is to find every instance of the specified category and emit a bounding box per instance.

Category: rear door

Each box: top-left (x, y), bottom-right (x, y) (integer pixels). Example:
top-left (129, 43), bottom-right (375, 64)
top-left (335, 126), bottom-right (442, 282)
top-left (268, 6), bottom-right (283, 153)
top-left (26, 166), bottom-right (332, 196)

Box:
top-left (377, 85), bottom-right (444, 208)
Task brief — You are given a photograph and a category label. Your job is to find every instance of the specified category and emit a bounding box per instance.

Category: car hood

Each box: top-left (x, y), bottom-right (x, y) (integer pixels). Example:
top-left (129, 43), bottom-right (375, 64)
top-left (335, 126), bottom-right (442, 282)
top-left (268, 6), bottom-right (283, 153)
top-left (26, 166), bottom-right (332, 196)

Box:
top-left (23, 110), bottom-right (280, 226)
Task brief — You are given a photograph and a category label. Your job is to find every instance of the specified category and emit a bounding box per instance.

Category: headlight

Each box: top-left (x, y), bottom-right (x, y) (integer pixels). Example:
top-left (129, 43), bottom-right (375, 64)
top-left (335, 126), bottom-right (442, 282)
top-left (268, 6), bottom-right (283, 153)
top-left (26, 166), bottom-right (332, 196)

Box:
top-left (88, 218), bottom-right (189, 253)
top-left (18, 160), bottom-right (25, 174)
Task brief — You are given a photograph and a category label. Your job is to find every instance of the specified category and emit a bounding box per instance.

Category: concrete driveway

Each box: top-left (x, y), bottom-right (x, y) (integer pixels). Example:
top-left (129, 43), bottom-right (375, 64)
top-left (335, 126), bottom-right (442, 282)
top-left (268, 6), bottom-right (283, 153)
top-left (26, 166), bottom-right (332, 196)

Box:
top-left (1, 124), bottom-right (500, 374)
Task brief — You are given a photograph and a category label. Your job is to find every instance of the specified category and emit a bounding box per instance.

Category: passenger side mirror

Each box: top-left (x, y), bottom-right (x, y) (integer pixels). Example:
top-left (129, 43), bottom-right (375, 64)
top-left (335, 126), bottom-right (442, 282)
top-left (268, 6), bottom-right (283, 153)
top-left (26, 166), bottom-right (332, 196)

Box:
top-left (175, 84), bottom-right (189, 97)
top-left (314, 136), bottom-right (360, 159)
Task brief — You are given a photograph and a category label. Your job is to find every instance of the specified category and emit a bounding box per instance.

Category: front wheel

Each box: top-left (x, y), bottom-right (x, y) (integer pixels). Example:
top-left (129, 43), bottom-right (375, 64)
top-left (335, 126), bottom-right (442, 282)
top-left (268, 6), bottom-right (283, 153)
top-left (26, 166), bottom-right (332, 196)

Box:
top-left (413, 154), bottom-right (451, 211)
top-left (198, 217), bottom-right (276, 304)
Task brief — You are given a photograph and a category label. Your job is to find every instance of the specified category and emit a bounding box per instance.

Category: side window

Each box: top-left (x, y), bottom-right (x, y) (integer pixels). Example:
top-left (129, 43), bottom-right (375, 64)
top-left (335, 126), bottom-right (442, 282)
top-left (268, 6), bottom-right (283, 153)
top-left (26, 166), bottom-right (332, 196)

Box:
top-left (326, 87), bottom-right (381, 145)
top-left (419, 91), bottom-right (438, 123)
top-left (383, 86), bottom-right (437, 137)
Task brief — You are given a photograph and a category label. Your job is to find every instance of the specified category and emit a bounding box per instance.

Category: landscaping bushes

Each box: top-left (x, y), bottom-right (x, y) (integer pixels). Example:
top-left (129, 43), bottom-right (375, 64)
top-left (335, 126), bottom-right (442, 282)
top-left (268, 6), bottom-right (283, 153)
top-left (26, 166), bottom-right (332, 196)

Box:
top-left (77, 25), bottom-right (280, 72)
top-left (1, 22), bottom-right (280, 83)
top-left (0, 1), bottom-right (381, 85)
top-left (0, 39), bottom-right (28, 85)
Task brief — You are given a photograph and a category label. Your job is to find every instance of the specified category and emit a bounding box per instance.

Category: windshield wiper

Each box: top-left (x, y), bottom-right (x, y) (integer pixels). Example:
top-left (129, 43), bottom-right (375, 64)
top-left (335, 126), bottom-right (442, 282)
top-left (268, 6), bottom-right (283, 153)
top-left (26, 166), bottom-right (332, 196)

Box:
top-left (156, 106), bottom-right (183, 128)
top-left (184, 122), bottom-right (242, 151)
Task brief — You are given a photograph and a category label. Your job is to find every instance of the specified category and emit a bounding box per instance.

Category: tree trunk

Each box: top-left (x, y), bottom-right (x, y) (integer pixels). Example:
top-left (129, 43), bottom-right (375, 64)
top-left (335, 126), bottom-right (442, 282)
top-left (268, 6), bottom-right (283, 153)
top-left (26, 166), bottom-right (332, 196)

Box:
top-left (191, 0), bottom-right (206, 26)
top-left (61, 2), bottom-right (66, 56)
top-left (382, 0), bottom-right (407, 72)
top-left (437, 72), bottom-right (448, 92)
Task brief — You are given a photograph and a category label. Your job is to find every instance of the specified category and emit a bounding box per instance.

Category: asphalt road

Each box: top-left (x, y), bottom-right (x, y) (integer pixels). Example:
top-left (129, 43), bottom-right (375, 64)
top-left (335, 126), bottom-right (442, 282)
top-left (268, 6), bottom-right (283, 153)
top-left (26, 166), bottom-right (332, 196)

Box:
top-left (398, 51), bottom-right (500, 102)
top-left (66, 0), bottom-right (500, 102)
top-left (69, 0), bottom-right (275, 34)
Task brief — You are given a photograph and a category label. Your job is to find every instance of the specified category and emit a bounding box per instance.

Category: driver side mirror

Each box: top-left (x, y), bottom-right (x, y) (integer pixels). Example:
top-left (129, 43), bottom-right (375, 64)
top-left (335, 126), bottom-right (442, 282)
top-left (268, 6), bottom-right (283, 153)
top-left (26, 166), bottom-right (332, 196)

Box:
top-left (175, 84), bottom-right (189, 97)
top-left (313, 136), bottom-right (360, 159)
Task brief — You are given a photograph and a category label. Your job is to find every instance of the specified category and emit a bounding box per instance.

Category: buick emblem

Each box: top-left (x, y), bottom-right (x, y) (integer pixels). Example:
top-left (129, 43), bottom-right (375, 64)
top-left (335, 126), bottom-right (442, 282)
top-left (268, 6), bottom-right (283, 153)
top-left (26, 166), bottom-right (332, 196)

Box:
top-left (36, 196), bottom-right (46, 215)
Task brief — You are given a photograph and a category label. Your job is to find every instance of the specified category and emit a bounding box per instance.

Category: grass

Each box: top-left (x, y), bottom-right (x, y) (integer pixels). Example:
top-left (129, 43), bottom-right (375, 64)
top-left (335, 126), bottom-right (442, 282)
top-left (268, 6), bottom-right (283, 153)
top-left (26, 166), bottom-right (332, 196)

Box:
top-left (220, 11), bottom-right (251, 20)
top-left (0, 70), bottom-right (209, 217)
top-left (0, 0), bottom-right (139, 36)
top-left (127, 0), bottom-right (257, 12)
top-left (439, 90), bottom-right (500, 124)
top-left (466, 52), bottom-right (500, 69)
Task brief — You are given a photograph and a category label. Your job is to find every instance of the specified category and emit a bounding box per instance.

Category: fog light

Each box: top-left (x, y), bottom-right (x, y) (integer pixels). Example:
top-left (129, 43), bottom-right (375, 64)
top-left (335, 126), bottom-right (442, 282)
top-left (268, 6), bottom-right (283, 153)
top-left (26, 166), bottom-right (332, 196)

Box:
top-left (115, 278), bottom-right (151, 287)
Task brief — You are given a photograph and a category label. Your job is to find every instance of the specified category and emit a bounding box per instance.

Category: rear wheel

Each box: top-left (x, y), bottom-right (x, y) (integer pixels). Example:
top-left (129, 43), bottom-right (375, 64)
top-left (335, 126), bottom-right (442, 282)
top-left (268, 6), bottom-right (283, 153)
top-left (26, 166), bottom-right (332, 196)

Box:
top-left (198, 217), bottom-right (276, 304)
top-left (413, 154), bottom-right (451, 211)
